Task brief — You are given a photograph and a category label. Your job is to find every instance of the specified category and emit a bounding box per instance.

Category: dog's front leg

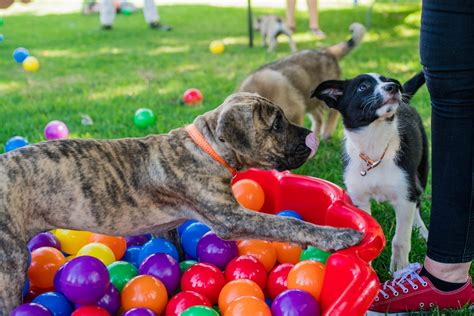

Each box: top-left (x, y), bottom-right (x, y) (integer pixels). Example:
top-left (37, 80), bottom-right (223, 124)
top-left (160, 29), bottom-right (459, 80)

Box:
top-left (0, 241), bottom-right (28, 314)
top-left (390, 199), bottom-right (417, 273)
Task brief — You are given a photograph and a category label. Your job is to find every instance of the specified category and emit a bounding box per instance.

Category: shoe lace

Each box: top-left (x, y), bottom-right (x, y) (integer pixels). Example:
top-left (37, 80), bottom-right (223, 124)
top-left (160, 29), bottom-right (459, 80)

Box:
top-left (379, 263), bottom-right (424, 298)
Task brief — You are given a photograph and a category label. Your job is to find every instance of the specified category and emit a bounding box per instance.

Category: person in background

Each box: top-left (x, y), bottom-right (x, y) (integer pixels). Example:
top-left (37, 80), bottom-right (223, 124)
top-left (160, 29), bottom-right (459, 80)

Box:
top-left (286, 0), bottom-right (325, 39)
top-left (100, 0), bottom-right (171, 31)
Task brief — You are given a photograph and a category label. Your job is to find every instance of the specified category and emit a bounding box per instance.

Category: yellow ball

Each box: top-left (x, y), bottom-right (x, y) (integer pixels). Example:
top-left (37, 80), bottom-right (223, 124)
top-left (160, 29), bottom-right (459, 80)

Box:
top-left (54, 229), bottom-right (92, 255)
top-left (77, 242), bottom-right (116, 266)
top-left (22, 56), bottom-right (40, 72)
top-left (209, 41), bottom-right (225, 54)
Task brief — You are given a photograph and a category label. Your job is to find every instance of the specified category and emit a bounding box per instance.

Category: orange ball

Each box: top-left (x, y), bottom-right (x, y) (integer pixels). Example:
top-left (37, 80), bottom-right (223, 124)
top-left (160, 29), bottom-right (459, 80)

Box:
top-left (121, 275), bottom-right (168, 315)
top-left (88, 233), bottom-right (127, 260)
top-left (238, 240), bottom-right (277, 272)
top-left (287, 260), bottom-right (325, 300)
top-left (272, 242), bottom-right (302, 264)
top-left (218, 279), bottom-right (265, 312)
top-left (232, 179), bottom-right (265, 211)
top-left (224, 296), bottom-right (271, 316)
top-left (28, 247), bottom-right (66, 289)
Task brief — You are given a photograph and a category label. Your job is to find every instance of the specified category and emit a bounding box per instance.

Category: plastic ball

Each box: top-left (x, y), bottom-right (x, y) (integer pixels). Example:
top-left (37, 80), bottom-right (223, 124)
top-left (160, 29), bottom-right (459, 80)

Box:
top-left (0, 34), bottom-right (3, 43)
top-left (209, 41), bottom-right (225, 54)
top-left (272, 242), bottom-right (302, 264)
top-left (5, 136), bottom-right (29, 152)
top-left (181, 222), bottom-right (211, 259)
top-left (218, 279), bottom-right (265, 312)
top-left (133, 108), bottom-right (156, 129)
top-left (71, 306), bottom-right (110, 316)
top-left (287, 260), bottom-right (325, 301)
top-left (182, 88), bottom-right (203, 106)
top-left (181, 263), bottom-right (225, 305)
top-left (237, 240), bottom-right (277, 272)
top-left (11, 303), bottom-right (51, 316)
top-left (44, 120), bottom-right (69, 140)
top-left (300, 246), bottom-right (330, 264)
top-left (97, 284), bottom-right (121, 314)
top-left (223, 296), bottom-right (271, 316)
top-left (266, 263), bottom-right (294, 300)
top-left (121, 275), bottom-right (168, 315)
top-left (232, 179), bottom-right (265, 211)
top-left (165, 291), bottom-right (211, 316)
top-left (13, 47), bottom-right (29, 63)
top-left (224, 255), bottom-right (267, 290)
top-left (89, 233), bottom-right (127, 260)
top-left (32, 292), bottom-right (73, 316)
top-left (28, 232), bottom-right (61, 252)
top-left (122, 308), bottom-right (157, 316)
top-left (180, 260), bottom-right (198, 273)
top-left (28, 247), bottom-right (66, 289)
top-left (0, 18), bottom-right (3, 26)
top-left (122, 246), bottom-right (142, 268)
top-left (197, 232), bottom-right (238, 270)
top-left (53, 230), bottom-right (91, 255)
top-left (125, 234), bottom-right (151, 247)
top-left (59, 256), bottom-right (110, 305)
top-left (23, 56), bottom-right (40, 72)
top-left (276, 210), bottom-right (303, 220)
top-left (182, 305), bottom-right (219, 316)
top-left (77, 242), bottom-right (116, 266)
top-left (53, 263), bottom-right (66, 293)
top-left (107, 261), bottom-right (138, 292)
top-left (178, 219), bottom-right (199, 237)
top-left (271, 289), bottom-right (320, 316)
top-left (138, 238), bottom-right (179, 264)
top-left (22, 278), bottom-right (30, 299)
top-left (139, 253), bottom-right (181, 295)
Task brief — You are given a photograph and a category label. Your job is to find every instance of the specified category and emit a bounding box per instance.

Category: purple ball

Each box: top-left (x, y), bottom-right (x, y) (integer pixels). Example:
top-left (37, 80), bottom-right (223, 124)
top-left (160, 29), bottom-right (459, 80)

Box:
top-left (28, 232), bottom-right (61, 252)
top-left (271, 289), bottom-right (320, 316)
top-left (96, 284), bottom-right (120, 314)
top-left (197, 232), bottom-right (238, 269)
top-left (58, 256), bottom-right (110, 305)
top-left (122, 308), bottom-right (157, 316)
top-left (125, 234), bottom-right (151, 247)
top-left (11, 303), bottom-right (52, 316)
top-left (138, 253), bottom-right (181, 295)
top-left (44, 120), bottom-right (69, 140)
top-left (54, 263), bottom-right (68, 293)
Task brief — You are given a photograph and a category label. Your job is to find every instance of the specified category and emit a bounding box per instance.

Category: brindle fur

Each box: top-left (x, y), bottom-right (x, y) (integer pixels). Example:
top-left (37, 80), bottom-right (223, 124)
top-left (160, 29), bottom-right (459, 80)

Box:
top-left (0, 93), bottom-right (362, 313)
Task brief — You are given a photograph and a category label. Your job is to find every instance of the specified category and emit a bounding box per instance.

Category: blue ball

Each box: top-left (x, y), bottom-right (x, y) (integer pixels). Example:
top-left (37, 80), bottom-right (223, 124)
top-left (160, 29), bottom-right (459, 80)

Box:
top-left (22, 279), bottom-right (29, 299)
top-left (122, 246), bottom-right (141, 268)
top-left (13, 47), bottom-right (29, 63)
top-left (276, 210), bottom-right (303, 220)
top-left (5, 136), bottom-right (29, 152)
top-left (178, 219), bottom-right (199, 237)
top-left (139, 238), bottom-right (179, 264)
top-left (33, 292), bottom-right (73, 316)
top-left (180, 222), bottom-right (211, 259)
top-left (0, 34), bottom-right (4, 43)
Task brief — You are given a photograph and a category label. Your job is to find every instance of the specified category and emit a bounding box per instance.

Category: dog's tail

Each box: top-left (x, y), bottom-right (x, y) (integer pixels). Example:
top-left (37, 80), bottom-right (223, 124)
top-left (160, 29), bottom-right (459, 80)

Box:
top-left (326, 23), bottom-right (366, 60)
top-left (402, 71), bottom-right (425, 103)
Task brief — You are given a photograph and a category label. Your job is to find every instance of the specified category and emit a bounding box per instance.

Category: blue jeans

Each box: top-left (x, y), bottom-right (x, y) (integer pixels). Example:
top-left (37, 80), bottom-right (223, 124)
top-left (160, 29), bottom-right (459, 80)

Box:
top-left (421, 0), bottom-right (474, 263)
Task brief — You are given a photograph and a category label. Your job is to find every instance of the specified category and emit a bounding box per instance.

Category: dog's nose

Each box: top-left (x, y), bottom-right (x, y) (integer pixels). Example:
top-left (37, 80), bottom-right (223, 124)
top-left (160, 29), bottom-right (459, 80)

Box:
top-left (383, 83), bottom-right (399, 94)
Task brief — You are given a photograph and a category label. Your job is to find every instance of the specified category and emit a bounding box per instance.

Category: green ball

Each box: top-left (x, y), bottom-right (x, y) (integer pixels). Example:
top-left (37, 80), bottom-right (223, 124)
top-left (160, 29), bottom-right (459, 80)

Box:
top-left (133, 108), bottom-right (156, 128)
top-left (107, 261), bottom-right (138, 292)
top-left (179, 260), bottom-right (198, 273)
top-left (181, 306), bottom-right (219, 316)
top-left (121, 7), bottom-right (133, 15)
top-left (300, 246), bottom-right (330, 264)
top-left (0, 18), bottom-right (4, 27)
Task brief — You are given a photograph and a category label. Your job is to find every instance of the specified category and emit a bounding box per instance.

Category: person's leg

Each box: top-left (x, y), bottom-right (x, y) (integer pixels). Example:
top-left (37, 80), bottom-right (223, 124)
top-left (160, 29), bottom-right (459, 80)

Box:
top-left (100, 0), bottom-right (115, 29)
top-left (286, 0), bottom-right (296, 31)
top-left (144, 0), bottom-right (172, 30)
top-left (306, 0), bottom-right (325, 38)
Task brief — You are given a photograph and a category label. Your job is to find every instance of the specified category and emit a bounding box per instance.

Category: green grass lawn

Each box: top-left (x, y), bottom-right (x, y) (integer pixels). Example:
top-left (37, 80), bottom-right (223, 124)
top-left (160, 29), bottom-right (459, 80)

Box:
top-left (0, 3), bottom-right (471, 312)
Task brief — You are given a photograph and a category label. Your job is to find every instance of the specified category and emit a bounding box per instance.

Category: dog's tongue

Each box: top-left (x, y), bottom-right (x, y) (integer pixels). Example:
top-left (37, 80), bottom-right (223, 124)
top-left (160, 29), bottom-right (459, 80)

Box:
top-left (305, 132), bottom-right (319, 159)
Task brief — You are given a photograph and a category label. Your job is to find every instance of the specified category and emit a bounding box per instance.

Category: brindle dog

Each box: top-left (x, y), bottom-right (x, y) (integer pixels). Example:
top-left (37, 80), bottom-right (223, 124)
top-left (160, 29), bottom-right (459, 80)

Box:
top-left (0, 93), bottom-right (362, 313)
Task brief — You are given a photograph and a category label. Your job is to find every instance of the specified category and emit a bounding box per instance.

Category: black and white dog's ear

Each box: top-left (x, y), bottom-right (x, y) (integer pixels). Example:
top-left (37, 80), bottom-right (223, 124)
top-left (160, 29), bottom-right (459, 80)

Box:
top-left (310, 80), bottom-right (346, 109)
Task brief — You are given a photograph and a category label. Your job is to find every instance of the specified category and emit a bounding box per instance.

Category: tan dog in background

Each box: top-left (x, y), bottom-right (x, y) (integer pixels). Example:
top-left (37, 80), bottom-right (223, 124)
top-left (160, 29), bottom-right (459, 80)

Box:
top-left (239, 23), bottom-right (366, 139)
top-left (255, 15), bottom-right (297, 53)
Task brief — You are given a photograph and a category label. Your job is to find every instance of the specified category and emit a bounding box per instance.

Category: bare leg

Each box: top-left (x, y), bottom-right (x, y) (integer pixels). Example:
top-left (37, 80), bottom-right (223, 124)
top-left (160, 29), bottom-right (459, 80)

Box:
top-left (306, 0), bottom-right (319, 29)
top-left (424, 258), bottom-right (470, 283)
top-left (0, 243), bottom-right (28, 314)
top-left (286, 0), bottom-right (297, 31)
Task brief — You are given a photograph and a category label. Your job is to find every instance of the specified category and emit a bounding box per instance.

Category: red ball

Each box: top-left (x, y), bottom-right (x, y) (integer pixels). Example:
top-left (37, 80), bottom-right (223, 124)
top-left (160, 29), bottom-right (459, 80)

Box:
top-left (225, 255), bottom-right (267, 290)
top-left (180, 263), bottom-right (225, 305)
top-left (266, 263), bottom-right (294, 300)
top-left (72, 306), bottom-right (110, 316)
top-left (182, 88), bottom-right (203, 106)
top-left (165, 290), bottom-right (211, 316)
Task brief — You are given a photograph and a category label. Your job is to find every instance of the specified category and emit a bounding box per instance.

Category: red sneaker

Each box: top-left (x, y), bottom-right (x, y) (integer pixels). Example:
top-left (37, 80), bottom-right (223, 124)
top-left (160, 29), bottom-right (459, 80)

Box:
top-left (367, 263), bottom-right (473, 315)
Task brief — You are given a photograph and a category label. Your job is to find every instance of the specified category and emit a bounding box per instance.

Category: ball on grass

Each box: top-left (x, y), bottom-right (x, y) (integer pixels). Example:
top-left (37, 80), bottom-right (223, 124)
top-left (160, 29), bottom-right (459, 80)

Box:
top-left (5, 136), bottom-right (29, 152)
top-left (13, 47), bottom-right (29, 63)
top-left (209, 41), bottom-right (225, 54)
top-left (23, 56), bottom-right (40, 72)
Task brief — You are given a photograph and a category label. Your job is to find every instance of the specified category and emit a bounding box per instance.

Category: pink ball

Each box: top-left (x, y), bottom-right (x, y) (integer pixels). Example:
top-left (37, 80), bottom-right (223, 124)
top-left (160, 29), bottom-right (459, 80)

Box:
top-left (44, 120), bottom-right (69, 140)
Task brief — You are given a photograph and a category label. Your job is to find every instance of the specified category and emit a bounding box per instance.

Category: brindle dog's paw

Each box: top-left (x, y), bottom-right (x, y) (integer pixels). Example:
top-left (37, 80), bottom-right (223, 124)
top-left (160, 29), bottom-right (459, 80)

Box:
top-left (329, 228), bottom-right (364, 251)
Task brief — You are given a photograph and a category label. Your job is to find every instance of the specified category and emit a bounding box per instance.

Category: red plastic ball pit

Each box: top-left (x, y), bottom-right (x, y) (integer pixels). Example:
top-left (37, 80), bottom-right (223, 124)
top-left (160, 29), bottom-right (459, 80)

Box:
top-left (225, 255), bottom-right (267, 290)
top-left (180, 262), bottom-right (225, 305)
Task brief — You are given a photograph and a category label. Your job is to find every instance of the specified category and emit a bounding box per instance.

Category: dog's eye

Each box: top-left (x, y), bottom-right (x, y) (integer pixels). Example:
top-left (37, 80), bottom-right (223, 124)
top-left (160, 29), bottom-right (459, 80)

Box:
top-left (358, 84), bottom-right (368, 92)
top-left (272, 115), bottom-right (283, 132)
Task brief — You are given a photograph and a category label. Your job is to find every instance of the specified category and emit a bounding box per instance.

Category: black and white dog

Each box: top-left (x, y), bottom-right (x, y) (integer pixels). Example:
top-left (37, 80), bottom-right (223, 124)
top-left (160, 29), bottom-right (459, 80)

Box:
top-left (311, 72), bottom-right (428, 272)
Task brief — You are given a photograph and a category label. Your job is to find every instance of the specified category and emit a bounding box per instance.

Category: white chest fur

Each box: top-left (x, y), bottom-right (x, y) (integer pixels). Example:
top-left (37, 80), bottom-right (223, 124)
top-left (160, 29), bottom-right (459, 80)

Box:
top-left (343, 118), bottom-right (409, 208)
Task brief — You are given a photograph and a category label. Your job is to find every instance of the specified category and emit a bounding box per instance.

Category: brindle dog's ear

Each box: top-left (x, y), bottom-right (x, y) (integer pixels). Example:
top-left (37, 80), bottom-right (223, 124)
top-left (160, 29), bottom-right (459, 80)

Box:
top-left (216, 104), bottom-right (253, 151)
top-left (310, 80), bottom-right (346, 109)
